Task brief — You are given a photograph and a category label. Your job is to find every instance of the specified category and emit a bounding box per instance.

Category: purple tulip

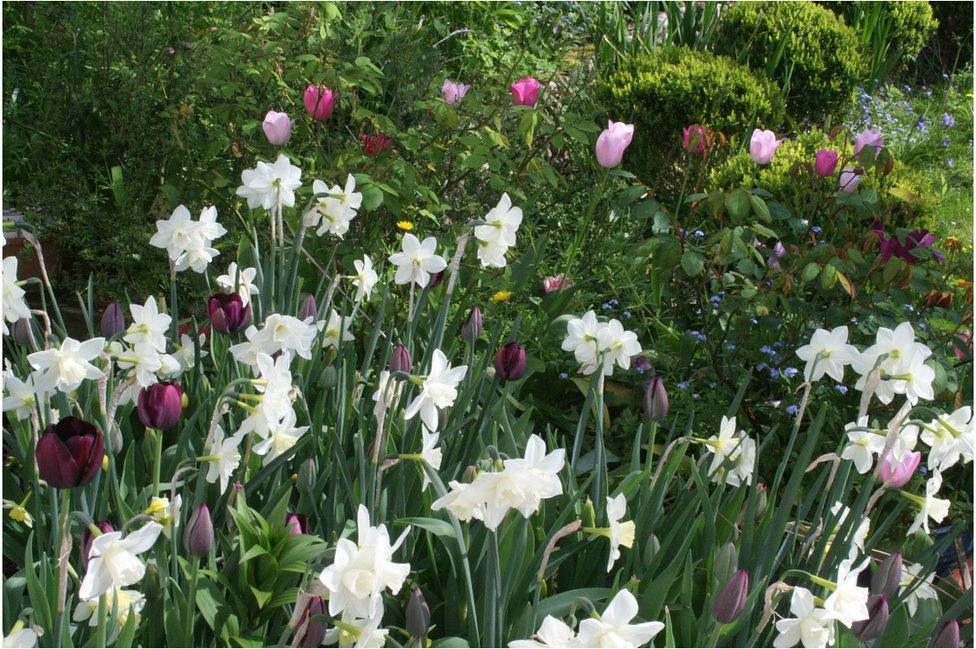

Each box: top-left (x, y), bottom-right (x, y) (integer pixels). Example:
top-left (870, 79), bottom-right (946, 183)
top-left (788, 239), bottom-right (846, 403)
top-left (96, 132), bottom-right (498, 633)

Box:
top-left (184, 503), bottom-right (214, 557)
top-left (683, 124), bottom-right (708, 154)
top-left (511, 77), bottom-right (541, 107)
top-left (839, 166), bottom-right (862, 192)
top-left (871, 551), bottom-right (903, 600)
top-left (298, 293), bottom-right (318, 321)
top-left (875, 226), bottom-right (944, 264)
top-left (137, 381), bottom-right (183, 431)
top-left (931, 620), bottom-right (960, 648)
top-left (285, 512), bottom-right (309, 536)
top-left (494, 342), bottom-right (527, 381)
top-left (815, 149), bottom-right (839, 177)
top-left (11, 318), bottom-right (33, 346)
top-left (390, 344), bottom-right (413, 374)
top-left (292, 594), bottom-right (328, 648)
top-left (878, 450), bottom-right (921, 488)
top-left (643, 376), bottom-right (668, 421)
top-left (100, 301), bottom-right (126, 337)
top-left (428, 269), bottom-right (445, 288)
top-left (461, 307), bottom-right (483, 343)
top-left (853, 594), bottom-right (889, 641)
top-left (208, 293), bottom-right (252, 334)
top-left (442, 79), bottom-right (470, 104)
top-left (303, 85), bottom-right (335, 121)
top-left (262, 111), bottom-right (292, 145)
top-left (749, 129), bottom-right (780, 165)
top-left (595, 120), bottom-right (635, 168)
top-left (406, 585), bottom-right (431, 642)
top-left (854, 128), bottom-right (884, 156)
top-left (36, 417), bottom-right (104, 489)
top-left (713, 570), bottom-right (750, 623)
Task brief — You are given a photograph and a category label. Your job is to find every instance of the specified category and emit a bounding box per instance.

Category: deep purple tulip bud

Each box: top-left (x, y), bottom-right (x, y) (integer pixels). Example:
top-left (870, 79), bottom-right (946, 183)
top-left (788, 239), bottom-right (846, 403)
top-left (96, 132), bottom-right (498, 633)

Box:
top-left (494, 342), bottom-right (527, 381)
top-left (100, 301), bottom-right (126, 337)
top-left (36, 417), bottom-right (104, 489)
top-left (713, 570), bottom-right (749, 623)
top-left (428, 269), bottom-right (445, 288)
top-left (285, 513), bottom-right (309, 536)
top-left (12, 318), bottom-right (33, 346)
top-left (298, 293), bottom-right (318, 321)
top-left (390, 344), bottom-right (413, 374)
top-left (815, 149), bottom-right (839, 177)
top-left (291, 594), bottom-right (328, 648)
top-left (643, 376), bottom-right (668, 421)
top-left (931, 620), bottom-right (961, 648)
top-left (406, 585), bottom-right (431, 641)
top-left (853, 594), bottom-right (889, 641)
top-left (137, 381), bottom-right (183, 430)
top-left (184, 503), bottom-right (214, 557)
top-left (208, 293), bottom-right (252, 334)
top-left (461, 307), bottom-right (483, 342)
top-left (80, 521), bottom-right (114, 569)
top-left (871, 551), bottom-right (903, 599)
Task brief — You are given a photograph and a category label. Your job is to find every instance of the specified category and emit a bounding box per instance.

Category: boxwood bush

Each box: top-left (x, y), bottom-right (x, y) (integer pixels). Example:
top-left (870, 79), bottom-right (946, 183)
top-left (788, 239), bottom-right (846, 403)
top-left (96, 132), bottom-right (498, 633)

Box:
top-left (829, 1), bottom-right (939, 64)
top-left (713, 1), bottom-right (865, 122)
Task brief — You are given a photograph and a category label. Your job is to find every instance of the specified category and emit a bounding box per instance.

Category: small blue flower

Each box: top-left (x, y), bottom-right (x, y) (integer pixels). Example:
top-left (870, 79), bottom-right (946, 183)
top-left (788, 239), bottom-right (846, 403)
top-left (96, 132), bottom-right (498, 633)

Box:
top-left (690, 331), bottom-right (707, 343)
top-left (559, 372), bottom-right (568, 380)
top-left (692, 392), bottom-right (701, 399)
top-left (786, 405), bottom-right (799, 415)
top-left (772, 341), bottom-right (785, 349)
top-left (622, 310), bottom-right (632, 319)
top-left (947, 158), bottom-right (954, 168)
top-left (811, 226), bottom-right (823, 235)
top-left (609, 298), bottom-right (619, 307)
top-left (835, 385), bottom-right (849, 395)
top-left (916, 118), bottom-right (929, 132)
top-left (677, 381), bottom-right (690, 390)
top-left (602, 302), bottom-right (612, 311)
top-left (783, 367), bottom-right (799, 378)
top-left (769, 368), bottom-right (780, 379)
top-left (692, 229), bottom-right (705, 239)
top-left (943, 113), bottom-right (956, 127)
top-left (943, 137), bottom-right (951, 147)
top-left (757, 362), bottom-right (768, 371)
top-left (902, 84), bottom-right (912, 93)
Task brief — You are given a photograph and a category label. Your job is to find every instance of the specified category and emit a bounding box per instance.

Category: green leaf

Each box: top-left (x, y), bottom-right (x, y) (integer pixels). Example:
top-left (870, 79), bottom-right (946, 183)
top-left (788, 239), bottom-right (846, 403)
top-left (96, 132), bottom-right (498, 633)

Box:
top-left (249, 586), bottom-right (273, 608)
top-left (725, 189), bottom-right (750, 222)
top-left (680, 251), bottom-right (704, 277)
top-left (749, 194), bottom-right (771, 222)
top-left (801, 262), bottom-right (821, 282)
top-left (397, 517), bottom-right (457, 539)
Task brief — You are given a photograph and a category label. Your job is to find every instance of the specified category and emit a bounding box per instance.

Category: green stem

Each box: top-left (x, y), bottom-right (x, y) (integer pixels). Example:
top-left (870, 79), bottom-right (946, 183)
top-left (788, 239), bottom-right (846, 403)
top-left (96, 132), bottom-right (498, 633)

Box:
top-left (152, 428), bottom-right (163, 497)
top-left (594, 372), bottom-right (607, 519)
top-left (95, 593), bottom-right (107, 648)
top-left (563, 173), bottom-right (609, 281)
top-left (184, 556), bottom-right (201, 645)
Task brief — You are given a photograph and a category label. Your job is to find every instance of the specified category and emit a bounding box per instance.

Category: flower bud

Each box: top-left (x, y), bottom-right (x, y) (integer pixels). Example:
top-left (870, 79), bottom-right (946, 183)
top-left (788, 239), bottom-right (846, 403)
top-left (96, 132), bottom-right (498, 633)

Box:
top-left (814, 149), bottom-right (839, 177)
top-left (359, 133), bottom-right (392, 156)
top-left (208, 293), bottom-right (252, 334)
top-left (642, 533), bottom-right (661, 566)
top-left (390, 344), bottom-right (413, 374)
top-left (405, 585), bottom-right (431, 641)
top-left (461, 307), bottom-right (483, 342)
top-left (879, 450), bottom-right (921, 488)
top-left (595, 120), bottom-right (635, 169)
top-left (36, 417), bottom-right (104, 489)
top-left (542, 274), bottom-right (571, 293)
top-left (581, 498), bottom-right (596, 529)
top-left (682, 124), bottom-right (708, 154)
top-left (931, 620), bottom-right (960, 648)
top-left (428, 269), bottom-right (445, 288)
top-left (263, 110), bottom-right (292, 145)
top-left (511, 77), bottom-right (541, 107)
top-left (871, 551), bottom-right (903, 600)
top-left (184, 503), bottom-right (214, 557)
top-left (755, 483), bottom-right (768, 519)
top-left (100, 301), bottom-right (126, 337)
top-left (852, 594), bottom-right (889, 641)
top-left (298, 458), bottom-right (317, 495)
top-left (291, 593), bottom-right (328, 648)
top-left (285, 512), bottom-right (309, 536)
top-left (494, 342), bottom-right (527, 381)
top-left (643, 376), bottom-right (668, 421)
top-left (303, 85), bottom-right (335, 121)
top-left (713, 570), bottom-right (749, 623)
top-left (298, 293), bottom-right (318, 321)
top-left (11, 318), bottom-right (33, 346)
top-left (441, 79), bottom-right (470, 105)
top-left (749, 129), bottom-right (780, 165)
top-left (137, 381), bottom-right (183, 430)
top-left (80, 521), bottom-right (114, 569)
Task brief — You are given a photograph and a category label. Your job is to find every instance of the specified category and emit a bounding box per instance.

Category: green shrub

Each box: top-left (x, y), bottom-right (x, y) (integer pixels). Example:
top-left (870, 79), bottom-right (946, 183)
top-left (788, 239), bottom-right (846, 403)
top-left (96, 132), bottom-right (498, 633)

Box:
top-left (599, 46), bottom-right (785, 186)
top-left (713, 1), bottom-right (865, 121)
top-left (830, 1), bottom-right (938, 62)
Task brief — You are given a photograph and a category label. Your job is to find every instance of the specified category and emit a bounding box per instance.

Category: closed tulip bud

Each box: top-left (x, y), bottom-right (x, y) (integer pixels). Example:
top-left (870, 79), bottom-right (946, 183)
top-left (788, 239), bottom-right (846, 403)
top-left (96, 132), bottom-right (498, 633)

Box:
top-left (184, 503), bottom-right (214, 557)
top-left (11, 318), bottom-right (33, 346)
top-left (642, 533), bottom-right (661, 566)
top-left (815, 149), bottom-right (839, 177)
top-left (390, 344), bottom-right (413, 374)
top-left (713, 541), bottom-right (739, 586)
top-left (713, 570), bottom-right (750, 623)
top-left (285, 512), bottom-right (309, 536)
top-left (749, 129), bottom-right (781, 165)
top-left (755, 483), bottom-right (768, 519)
top-left (511, 77), bottom-right (541, 107)
top-left (494, 342), bottom-right (526, 381)
top-left (595, 120), bottom-right (635, 168)
top-left (839, 166), bottom-right (862, 193)
top-left (853, 594), bottom-right (889, 641)
top-left (682, 124), bottom-right (708, 154)
top-left (542, 274), bottom-right (571, 293)
top-left (291, 594), bottom-right (328, 648)
top-left (872, 551), bottom-right (903, 600)
top-left (461, 307), bottom-right (483, 342)
top-left (643, 376), bottom-right (668, 421)
top-left (879, 450), bottom-right (921, 488)
top-left (406, 585), bottom-right (431, 641)
top-left (854, 128), bottom-right (884, 157)
top-left (80, 521), bottom-right (114, 569)
top-left (100, 301), bottom-right (126, 337)
top-left (303, 85), bottom-right (335, 121)
top-left (298, 458), bottom-right (317, 494)
top-left (931, 620), bottom-right (960, 648)
top-left (208, 293), bottom-right (252, 333)
top-left (262, 110), bottom-right (292, 145)
top-left (36, 417), bottom-right (104, 489)
top-left (298, 293), bottom-right (318, 321)
top-left (441, 79), bottom-right (470, 105)
top-left (137, 381), bottom-right (183, 430)
top-left (428, 269), bottom-right (445, 288)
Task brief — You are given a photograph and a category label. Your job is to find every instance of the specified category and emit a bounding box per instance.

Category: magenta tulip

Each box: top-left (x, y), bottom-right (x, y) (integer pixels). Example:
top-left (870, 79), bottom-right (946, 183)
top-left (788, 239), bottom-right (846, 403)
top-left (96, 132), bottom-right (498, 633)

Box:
top-left (510, 77), bottom-right (541, 107)
top-left (683, 124), bottom-right (708, 154)
top-left (441, 79), bottom-right (470, 104)
top-left (262, 111), bottom-right (292, 145)
top-left (879, 450), bottom-right (921, 488)
top-left (494, 342), bottom-right (527, 381)
top-left (137, 381), bottom-right (183, 430)
top-left (595, 120), bottom-right (635, 168)
top-left (285, 512), bottom-right (309, 535)
top-left (36, 417), bottom-right (104, 489)
top-left (208, 293), bottom-right (252, 334)
top-left (389, 344), bottom-right (413, 374)
top-left (749, 129), bottom-right (781, 165)
top-left (815, 149), bottom-right (839, 177)
top-left (303, 85), bottom-right (335, 121)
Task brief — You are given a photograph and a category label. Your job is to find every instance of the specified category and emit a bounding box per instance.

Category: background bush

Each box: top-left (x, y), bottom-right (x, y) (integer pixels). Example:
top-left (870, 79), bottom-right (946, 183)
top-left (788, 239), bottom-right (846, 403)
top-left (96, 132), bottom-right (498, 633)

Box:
top-left (828, 0), bottom-right (939, 64)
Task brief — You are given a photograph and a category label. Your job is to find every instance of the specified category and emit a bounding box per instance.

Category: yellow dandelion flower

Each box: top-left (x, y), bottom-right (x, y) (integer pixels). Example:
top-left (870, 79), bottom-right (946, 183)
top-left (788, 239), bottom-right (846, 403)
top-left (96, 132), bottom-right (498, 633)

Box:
top-left (491, 290), bottom-right (512, 303)
top-left (396, 220), bottom-right (414, 231)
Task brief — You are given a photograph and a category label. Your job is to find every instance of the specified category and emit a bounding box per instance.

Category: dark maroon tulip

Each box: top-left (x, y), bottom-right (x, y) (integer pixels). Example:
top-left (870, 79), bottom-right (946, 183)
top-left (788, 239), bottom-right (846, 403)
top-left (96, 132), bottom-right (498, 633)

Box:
top-left (643, 376), bottom-right (668, 421)
top-left (292, 595), bottom-right (328, 647)
top-left (871, 551), bottom-right (903, 600)
top-left (390, 344), bottom-right (412, 374)
top-left (36, 417), bottom-right (104, 489)
top-left (853, 594), bottom-right (889, 641)
top-left (184, 503), bottom-right (214, 557)
top-left (12, 318), bottom-right (33, 346)
top-left (406, 585), bottom-right (431, 641)
top-left (461, 307), bottom-right (483, 343)
top-left (100, 301), bottom-right (126, 337)
top-left (931, 620), bottom-right (960, 648)
top-left (428, 270), bottom-right (445, 288)
top-left (285, 512), bottom-right (309, 535)
top-left (359, 133), bottom-right (392, 156)
top-left (298, 293), bottom-right (318, 321)
top-left (713, 569), bottom-right (749, 623)
top-left (137, 381), bottom-right (183, 430)
top-left (208, 293), bottom-right (252, 333)
top-left (80, 521), bottom-right (114, 569)
top-left (494, 342), bottom-right (526, 381)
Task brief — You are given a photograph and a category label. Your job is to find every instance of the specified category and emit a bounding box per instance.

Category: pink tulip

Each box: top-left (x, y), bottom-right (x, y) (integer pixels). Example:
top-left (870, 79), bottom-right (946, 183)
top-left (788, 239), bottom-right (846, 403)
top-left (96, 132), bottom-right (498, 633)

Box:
top-left (749, 129), bottom-right (781, 165)
top-left (303, 85), bottom-right (335, 121)
top-left (595, 120), bottom-right (635, 168)
top-left (442, 79), bottom-right (470, 105)
top-left (878, 450), bottom-right (921, 488)
top-left (511, 77), bottom-right (541, 107)
top-left (543, 275), bottom-right (572, 293)
top-left (854, 128), bottom-right (884, 156)
top-left (815, 149), bottom-right (839, 177)
top-left (262, 111), bottom-right (292, 145)
top-left (683, 124), bottom-right (708, 154)
top-left (839, 166), bottom-right (862, 192)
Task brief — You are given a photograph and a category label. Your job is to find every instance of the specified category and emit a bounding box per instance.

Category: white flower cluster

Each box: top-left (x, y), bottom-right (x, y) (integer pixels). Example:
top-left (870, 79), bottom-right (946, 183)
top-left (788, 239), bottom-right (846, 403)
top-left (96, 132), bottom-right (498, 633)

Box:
top-left (303, 174), bottom-right (363, 239)
top-left (475, 193), bottom-right (522, 268)
top-left (149, 205), bottom-right (226, 273)
top-left (561, 310), bottom-right (642, 376)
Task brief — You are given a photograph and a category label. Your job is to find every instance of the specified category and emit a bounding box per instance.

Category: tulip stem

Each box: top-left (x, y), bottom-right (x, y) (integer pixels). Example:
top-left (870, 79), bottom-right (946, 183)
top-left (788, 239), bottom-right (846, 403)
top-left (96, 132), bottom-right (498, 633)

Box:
top-left (184, 556), bottom-right (200, 645)
top-left (152, 428), bottom-right (163, 497)
top-left (169, 261), bottom-right (178, 340)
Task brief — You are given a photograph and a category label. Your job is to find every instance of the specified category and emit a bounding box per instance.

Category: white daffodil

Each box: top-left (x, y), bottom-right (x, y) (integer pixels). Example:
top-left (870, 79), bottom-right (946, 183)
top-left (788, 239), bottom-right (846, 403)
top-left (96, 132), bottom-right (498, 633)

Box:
top-left (73, 587), bottom-right (145, 641)
top-left (149, 205), bottom-right (197, 264)
top-left (236, 154), bottom-right (302, 210)
top-left (899, 562), bottom-right (939, 616)
top-left (921, 406), bottom-right (974, 471)
top-left (318, 309), bottom-right (354, 350)
top-left (388, 234), bottom-right (447, 288)
top-left (2, 256), bottom-right (31, 335)
top-left (705, 416), bottom-right (756, 487)
top-left (906, 470), bottom-right (950, 535)
top-left (840, 417), bottom-right (885, 474)
top-left (795, 326), bottom-right (859, 383)
top-left (230, 315), bottom-right (318, 368)
top-left (2, 622), bottom-right (37, 648)
top-left (2, 371), bottom-right (42, 420)
top-left (829, 502), bottom-right (870, 563)
top-left (172, 333), bottom-right (207, 374)
top-left (476, 238), bottom-right (511, 269)
top-left (605, 493), bottom-right (635, 572)
top-left (324, 611), bottom-right (389, 648)
top-left (204, 426), bottom-right (244, 493)
top-left (893, 350), bottom-right (936, 405)
top-left (307, 175), bottom-right (363, 238)
top-left (773, 587), bottom-right (838, 648)
top-left (419, 429), bottom-right (442, 492)
top-left (144, 494), bottom-right (182, 538)
top-left (509, 616), bottom-right (578, 648)
top-left (352, 255), bottom-right (379, 302)
top-left (476, 193), bottom-right (522, 247)
top-left (216, 262), bottom-right (259, 306)
top-left (78, 522), bottom-right (163, 600)
top-left (561, 310), bottom-right (602, 368)
top-left (318, 505), bottom-right (410, 619)
top-left (594, 318), bottom-right (642, 376)
top-left (124, 296), bottom-right (171, 353)
top-left (253, 409), bottom-right (309, 465)
top-left (237, 352), bottom-right (295, 439)
top-left (371, 370), bottom-right (402, 420)
top-left (853, 322), bottom-right (933, 404)
top-left (823, 559), bottom-right (869, 628)
top-left (575, 589), bottom-right (664, 648)
top-left (27, 336), bottom-right (105, 394)
top-left (150, 205), bottom-right (225, 274)
top-left (115, 342), bottom-right (166, 388)
top-left (404, 349), bottom-right (467, 432)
